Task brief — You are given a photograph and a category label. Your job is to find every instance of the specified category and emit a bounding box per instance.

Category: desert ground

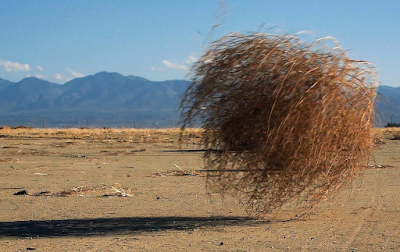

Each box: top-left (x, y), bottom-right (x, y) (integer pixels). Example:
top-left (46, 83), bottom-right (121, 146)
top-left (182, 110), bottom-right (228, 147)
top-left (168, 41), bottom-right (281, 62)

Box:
top-left (0, 127), bottom-right (399, 251)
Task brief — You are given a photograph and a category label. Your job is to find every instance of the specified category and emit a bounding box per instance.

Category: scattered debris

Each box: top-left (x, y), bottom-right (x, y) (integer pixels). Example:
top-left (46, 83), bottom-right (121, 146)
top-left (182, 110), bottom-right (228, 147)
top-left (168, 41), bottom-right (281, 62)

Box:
top-left (14, 190), bottom-right (28, 195)
top-left (53, 184), bottom-right (132, 197)
top-left (0, 158), bottom-right (14, 162)
top-left (368, 164), bottom-right (394, 169)
top-left (152, 170), bottom-right (199, 177)
top-left (34, 173), bottom-right (48, 176)
top-left (174, 163), bottom-right (182, 170)
top-left (31, 191), bottom-right (52, 196)
top-left (107, 185), bottom-right (132, 197)
top-left (133, 148), bottom-right (147, 152)
top-left (152, 163), bottom-right (200, 177)
top-left (12, 184), bottom-right (133, 197)
top-left (0, 187), bottom-right (25, 190)
top-left (99, 149), bottom-right (146, 156)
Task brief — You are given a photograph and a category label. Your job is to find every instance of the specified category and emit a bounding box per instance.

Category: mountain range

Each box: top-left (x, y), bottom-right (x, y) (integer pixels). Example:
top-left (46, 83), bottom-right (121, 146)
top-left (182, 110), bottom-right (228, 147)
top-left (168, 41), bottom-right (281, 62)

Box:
top-left (0, 72), bottom-right (190, 128)
top-left (0, 71), bottom-right (398, 128)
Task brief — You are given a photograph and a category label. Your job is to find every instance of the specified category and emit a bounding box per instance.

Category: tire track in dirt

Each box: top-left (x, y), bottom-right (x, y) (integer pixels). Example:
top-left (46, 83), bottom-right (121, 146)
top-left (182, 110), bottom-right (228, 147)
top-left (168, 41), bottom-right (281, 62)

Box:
top-left (298, 168), bottom-right (386, 251)
top-left (343, 171), bottom-right (378, 249)
top-left (343, 168), bottom-right (387, 251)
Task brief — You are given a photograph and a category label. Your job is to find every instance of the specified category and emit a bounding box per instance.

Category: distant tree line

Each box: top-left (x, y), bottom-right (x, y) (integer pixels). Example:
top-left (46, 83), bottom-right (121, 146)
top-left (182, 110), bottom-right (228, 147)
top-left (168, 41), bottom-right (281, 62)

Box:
top-left (385, 122), bottom-right (400, 127)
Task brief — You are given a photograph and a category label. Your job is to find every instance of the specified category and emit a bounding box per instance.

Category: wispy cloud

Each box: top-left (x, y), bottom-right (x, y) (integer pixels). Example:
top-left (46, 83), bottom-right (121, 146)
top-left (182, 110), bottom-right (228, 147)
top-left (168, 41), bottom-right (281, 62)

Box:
top-left (162, 60), bottom-right (188, 70)
top-left (55, 73), bottom-right (71, 82)
top-left (185, 55), bottom-right (198, 64)
top-left (296, 30), bottom-right (317, 37)
top-left (150, 67), bottom-right (164, 72)
top-left (162, 54), bottom-right (198, 71)
top-left (66, 68), bottom-right (85, 78)
top-left (35, 74), bottom-right (47, 79)
top-left (37, 66), bottom-right (44, 71)
top-left (0, 59), bottom-right (31, 72)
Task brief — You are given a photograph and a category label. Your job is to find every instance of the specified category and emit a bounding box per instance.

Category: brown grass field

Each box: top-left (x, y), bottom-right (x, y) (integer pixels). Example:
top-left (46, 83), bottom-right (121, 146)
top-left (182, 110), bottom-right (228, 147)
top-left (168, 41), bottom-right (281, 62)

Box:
top-left (1, 127), bottom-right (400, 251)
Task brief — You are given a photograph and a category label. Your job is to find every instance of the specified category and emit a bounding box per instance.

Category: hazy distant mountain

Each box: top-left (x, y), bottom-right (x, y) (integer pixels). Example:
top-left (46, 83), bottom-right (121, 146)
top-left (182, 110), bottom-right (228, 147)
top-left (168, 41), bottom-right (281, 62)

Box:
top-left (376, 85), bottom-right (400, 125)
top-left (0, 72), bottom-right (189, 112)
top-left (0, 77), bottom-right (62, 112)
top-left (0, 72), bottom-right (190, 127)
top-left (0, 72), bottom-right (398, 127)
top-left (56, 72), bottom-right (150, 110)
top-left (0, 78), bottom-right (12, 92)
top-left (378, 86), bottom-right (400, 98)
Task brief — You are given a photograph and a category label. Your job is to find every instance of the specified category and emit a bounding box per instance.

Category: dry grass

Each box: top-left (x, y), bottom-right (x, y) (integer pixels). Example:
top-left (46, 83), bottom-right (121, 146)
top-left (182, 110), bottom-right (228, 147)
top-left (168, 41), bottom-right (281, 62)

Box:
top-left (180, 32), bottom-right (378, 217)
top-left (389, 129), bottom-right (400, 140)
top-left (375, 127), bottom-right (400, 140)
top-left (372, 128), bottom-right (387, 145)
top-left (393, 132), bottom-right (400, 140)
top-left (0, 127), bottom-right (202, 144)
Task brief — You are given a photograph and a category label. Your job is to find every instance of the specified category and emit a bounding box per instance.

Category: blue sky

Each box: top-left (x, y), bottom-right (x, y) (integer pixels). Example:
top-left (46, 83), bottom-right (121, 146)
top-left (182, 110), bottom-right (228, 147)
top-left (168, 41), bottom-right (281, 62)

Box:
top-left (1, 0), bottom-right (399, 86)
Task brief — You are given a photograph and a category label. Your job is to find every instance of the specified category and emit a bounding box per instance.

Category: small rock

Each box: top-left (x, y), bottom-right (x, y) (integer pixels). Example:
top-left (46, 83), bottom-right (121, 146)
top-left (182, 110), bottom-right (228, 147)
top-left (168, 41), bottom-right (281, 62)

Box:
top-left (220, 242), bottom-right (224, 246)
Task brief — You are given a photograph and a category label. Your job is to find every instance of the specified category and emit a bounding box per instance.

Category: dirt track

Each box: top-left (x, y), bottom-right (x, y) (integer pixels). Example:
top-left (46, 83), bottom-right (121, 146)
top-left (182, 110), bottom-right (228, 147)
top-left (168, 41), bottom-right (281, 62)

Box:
top-left (0, 130), bottom-right (399, 251)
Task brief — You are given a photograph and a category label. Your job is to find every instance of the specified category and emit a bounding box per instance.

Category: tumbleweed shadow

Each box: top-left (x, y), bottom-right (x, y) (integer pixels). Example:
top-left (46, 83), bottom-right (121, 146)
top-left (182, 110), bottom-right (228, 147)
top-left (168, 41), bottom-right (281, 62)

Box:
top-left (0, 216), bottom-right (263, 238)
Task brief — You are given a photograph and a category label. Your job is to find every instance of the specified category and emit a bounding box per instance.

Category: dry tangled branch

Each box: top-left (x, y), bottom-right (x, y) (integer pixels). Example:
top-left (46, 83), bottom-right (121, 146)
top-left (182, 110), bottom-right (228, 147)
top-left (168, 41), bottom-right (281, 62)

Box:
top-left (180, 32), bottom-right (378, 216)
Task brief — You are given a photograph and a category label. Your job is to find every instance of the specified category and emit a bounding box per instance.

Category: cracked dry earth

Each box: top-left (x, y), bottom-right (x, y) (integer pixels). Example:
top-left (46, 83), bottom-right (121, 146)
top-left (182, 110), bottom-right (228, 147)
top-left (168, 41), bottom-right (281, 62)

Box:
top-left (0, 133), bottom-right (400, 251)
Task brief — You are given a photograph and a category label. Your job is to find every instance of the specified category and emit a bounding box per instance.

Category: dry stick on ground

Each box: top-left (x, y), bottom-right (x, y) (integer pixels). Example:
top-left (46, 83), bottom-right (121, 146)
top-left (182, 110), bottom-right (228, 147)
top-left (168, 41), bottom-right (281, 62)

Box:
top-left (23, 184), bottom-right (133, 197)
top-left (180, 32), bottom-right (378, 217)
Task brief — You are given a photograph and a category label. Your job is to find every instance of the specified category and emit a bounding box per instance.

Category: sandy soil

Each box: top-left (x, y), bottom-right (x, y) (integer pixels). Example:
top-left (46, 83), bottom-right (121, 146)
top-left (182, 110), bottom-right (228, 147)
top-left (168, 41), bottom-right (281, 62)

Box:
top-left (0, 130), bottom-right (399, 251)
